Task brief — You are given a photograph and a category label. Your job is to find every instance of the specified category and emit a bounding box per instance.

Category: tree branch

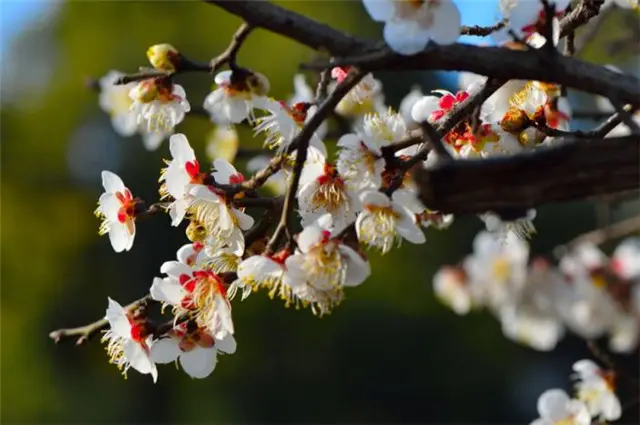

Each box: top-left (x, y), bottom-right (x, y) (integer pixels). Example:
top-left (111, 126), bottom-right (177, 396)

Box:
top-left (49, 296), bottom-right (152, 345)
top-left (413, 135), bottom-right (639, 215)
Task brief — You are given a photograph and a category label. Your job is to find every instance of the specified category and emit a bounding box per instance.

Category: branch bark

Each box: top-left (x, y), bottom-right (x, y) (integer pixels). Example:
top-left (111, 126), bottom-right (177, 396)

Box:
top-left (412, 135), bottom-right (640, 215)
top-left (206, 0), bottom-right (639, 105)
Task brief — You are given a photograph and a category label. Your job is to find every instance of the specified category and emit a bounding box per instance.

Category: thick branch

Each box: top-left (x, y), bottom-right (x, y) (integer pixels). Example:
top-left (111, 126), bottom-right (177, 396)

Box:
top-left (207, 0), bottom-right (639, 105)
top-left (413, 136), bottom-right (639, 215)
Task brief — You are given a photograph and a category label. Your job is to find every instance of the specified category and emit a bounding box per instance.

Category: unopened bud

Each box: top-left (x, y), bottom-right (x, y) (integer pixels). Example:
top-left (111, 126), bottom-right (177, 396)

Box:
top-left (500, 108), bottom-right (530, 133)
top-left (147, 43), bottom-right (180, 72)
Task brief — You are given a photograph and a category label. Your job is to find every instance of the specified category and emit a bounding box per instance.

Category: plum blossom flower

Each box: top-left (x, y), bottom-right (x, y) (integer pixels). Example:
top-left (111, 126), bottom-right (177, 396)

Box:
top-left (398, 85), bottom-right (424, 129)
top-left (363, 0), bottom-right (461, 55)
top-left (99, 71), bottom-right (138, 137)
top-left (150, 255), bottom-right (234, 340)
top-left (203, 69), bottom-right (269, 124)
top-left (610, 237), bottom-right (640, 281)
top-left (572, 359), bottom-right (621, 421)
top-left (95, 171), bottom-right (139, 253)
top-left (480, 209), bottom-right (537, 241)
top-left (298, 147), bottom-right (361, 230)
top-left (498, 0), bottom-right (570, 42)
top-left (463, 230), bottom-right (529, 311)
top-left (499, 305), bottom-right (564, 351)
top-left (530, 389), bottom-right (590, 425)
top-left (285, 215), bottom-right (371, 315)
top-left (356, 190), bottom-right (425, 253)
top-left (255, 99), bottom-right (327, 155)
top-left (159, 134), bottom-right (206, 226)
top-left (331, 66), bottom-right (381, 105)
top-left (101, 298), bottom-right (157, 382)
top-left (232, 250), bottom-right (298, 305)
top-left (129, 78), bottom-right (190, 141)
top-left (433, 266), bottom-right (473, 315)
top-left (151, 323), bottom-right (236, 379)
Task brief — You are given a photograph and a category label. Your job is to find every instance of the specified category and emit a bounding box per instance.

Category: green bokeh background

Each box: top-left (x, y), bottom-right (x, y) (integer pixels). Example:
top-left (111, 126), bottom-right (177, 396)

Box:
top-left (1, 1), bottom-right (638, 424)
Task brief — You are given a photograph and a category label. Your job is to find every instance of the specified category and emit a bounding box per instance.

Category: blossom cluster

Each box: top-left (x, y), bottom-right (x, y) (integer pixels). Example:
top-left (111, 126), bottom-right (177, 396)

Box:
top-left (531, 359), bottom-right (622, 425)
top-left (82, 0), bottom-right (639, 403)
top-left (433, 232), bottom-right (640, 353)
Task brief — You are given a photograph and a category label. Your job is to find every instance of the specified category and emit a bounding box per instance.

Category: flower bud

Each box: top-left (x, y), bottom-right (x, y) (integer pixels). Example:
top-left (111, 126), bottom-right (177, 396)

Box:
top-left (147, 43), bottom-right (180, 72)
top-left (500, 108), bottom-right (530, 133)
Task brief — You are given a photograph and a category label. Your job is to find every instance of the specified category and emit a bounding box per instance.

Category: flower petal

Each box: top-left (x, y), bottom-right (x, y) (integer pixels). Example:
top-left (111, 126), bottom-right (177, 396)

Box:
top-left (123, 340), bottom-right (158, 382)
top-left (150, 338), bottom-right (181, 364)
top-left (179, 347), bottom-right (217, 379)
top-left (101, 170), bottom-right (126, 194)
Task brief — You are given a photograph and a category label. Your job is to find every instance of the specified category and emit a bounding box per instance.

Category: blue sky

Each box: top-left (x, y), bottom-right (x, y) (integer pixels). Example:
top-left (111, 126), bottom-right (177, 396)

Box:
top-left (1, 0), bottom-right (54, 55)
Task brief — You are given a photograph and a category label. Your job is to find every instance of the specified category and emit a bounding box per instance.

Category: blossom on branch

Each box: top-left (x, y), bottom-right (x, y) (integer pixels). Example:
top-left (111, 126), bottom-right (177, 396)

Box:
top-left (204, 69), bottom-right (270, 124)
top-left (95, 171), bottom-right (138, 253)
top-left (362, 0), bottom-right (461, 55)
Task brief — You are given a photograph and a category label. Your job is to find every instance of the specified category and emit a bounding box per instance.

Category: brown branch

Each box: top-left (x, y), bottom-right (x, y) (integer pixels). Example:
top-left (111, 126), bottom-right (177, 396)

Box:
top-left (460, 20), bottom-right (507, 37)
top-left (560, 214), bottom-right (640, 252)
top-left (208, 0), bottom-right (639, 105)
top-left (49, 296), bottom-right (152, 345)
top-left (413, 135), bottom-right (639, 215)
top-left (210, 22), bottom-right (254, 72)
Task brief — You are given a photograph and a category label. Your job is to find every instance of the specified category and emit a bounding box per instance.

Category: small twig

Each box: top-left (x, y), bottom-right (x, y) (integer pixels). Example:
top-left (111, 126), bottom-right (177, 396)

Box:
top-left (210, 22), bottom-right (254, 72)
top-left (233, 196), bottom-right (284, 209)
top-left (611, 101), bottom-right (640, 134)
top-left (417, 120), bottom-right (451, 163)
top-left (587, 105), bottom-right (636, 138)
top-left (460, 19), bottom-right (508, 37)
top-left (540, 0), bottom-right (558, 56)
top-left (49, 296), bottom-right (153, 345)
top-left (314, 68), bottom-right (331, 104)
top-left (555, 214), bottom-right (640, 256)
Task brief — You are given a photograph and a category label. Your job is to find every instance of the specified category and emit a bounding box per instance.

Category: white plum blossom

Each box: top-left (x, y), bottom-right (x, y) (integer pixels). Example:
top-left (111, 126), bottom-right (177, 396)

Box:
top-left (99, 71), bottom-right (138, 137)
top-left (611, 237), bottom-right (640, 280)
top-left (356, 189), bottom-right (425, 254)
top-left (150, 254), bottom-right (234, 340)
top-left (298, 147), bottom-right (361, 230)
top-left (129, 78), bottom-right (190, 147)
top-left (285, 215), bottom-right (371, 315)
top-left (398, 85), bottom-right (424, 129)
top-left (363, 0), bottom-right (461, 55)
top-left (101, 298), bottom-right (158, 382)
top-left (530, 389), bottom-right (591, 425)
top-left (203, 69), bottom-right (270, 124)
top-left (481, 209), bottom-right (537, 241)
top-left (572, 359), bottom-right (622, 421)
top-left (255, 99), bottom-right (327, 156)
top-left (232, 250), bottom-right (296, 304)
top-left (151, 323), bottom-right (236, 379)
top-left (331, 66), bottom-right (382, 106)
top-left (159, 134), bottom-right (205, 226)
top-left (336, 133), bottom-right (386, 191)
top-left (433, 266), bottom-right (473, 315)
top-left (497, 0), bottom-right (570, 43)
top-left (499, 305), bottom-right (564, 351)
top-left (95, 171), bottom-right (138, 253)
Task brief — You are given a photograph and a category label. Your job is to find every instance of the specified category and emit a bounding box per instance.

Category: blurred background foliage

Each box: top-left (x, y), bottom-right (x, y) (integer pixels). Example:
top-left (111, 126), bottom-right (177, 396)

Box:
top-left (1, 1), bottom-right (638, 424)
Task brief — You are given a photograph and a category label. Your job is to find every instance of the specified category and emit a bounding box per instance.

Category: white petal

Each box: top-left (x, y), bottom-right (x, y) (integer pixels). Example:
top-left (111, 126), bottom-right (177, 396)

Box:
top-left (160, 260), bottom-right (192, 278)
top-left (179, 347), bottom-right (217, 379)
top-left (537, 389), bottom-right (570, 422)
top-left (362, 0), bottom-right (395, 22)
top-left (296, 221), bottom-right (326, 253)
top-left (339, 245), bottom-right (371, 286)
top-left (213, 294), bottom-right (234, 338)
top-left (212, 158), bottom-right (239, 184)
top-left (108, 222), bottom-right (133, 253)
top-left (98, 193), bottom-right (121, 222)
top-left (105, 298), bottom-right (130, 338)
top-left (359, 190), bottom-right (391, 208)
top-left (232, 208), bottom-right (254, 231)
top-left (112, 113), bottom-right (138, 137)
top-left (169, 133), bottom-right (195, 163)
top-left (150, 338), bottom-right (181, 364)
top-left (214, 70), bottom-right (232, 85)
top-left (141, 131), bottom-right (166, 151)
top-left (383, 20), bottom-right (430, 56)
top-left (601, 392), bottom-right (622, 421)
top-left (215, 333), bottom-right (237, 355)
top-left (101, 170), bottom-right (125, 194)
top-left (395, 211), bottom-right (426, 244)
top-left (150, 277), bottom-right (185, 305)
top-left (411, 96), bottom-right (441, 123)
top-left (428, 0), bottom-right (461, 45)
top-left (392, 188), bottom-right (425, 214)
top-left (123, 340), bottom-right (157, 382)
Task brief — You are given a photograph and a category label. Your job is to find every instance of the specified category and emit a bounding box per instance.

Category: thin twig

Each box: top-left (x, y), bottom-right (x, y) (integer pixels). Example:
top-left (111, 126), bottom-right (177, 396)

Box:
top-left (49, 296), bottom-right (152, 345)
top-left (210, 22), bottom-right (254, 72)
top-left (556, 214), bottom-right (640, 255)
top-left (460, 19), bottom-right (507, 37)
top-left (265, 68), bottom-right (366, 253)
